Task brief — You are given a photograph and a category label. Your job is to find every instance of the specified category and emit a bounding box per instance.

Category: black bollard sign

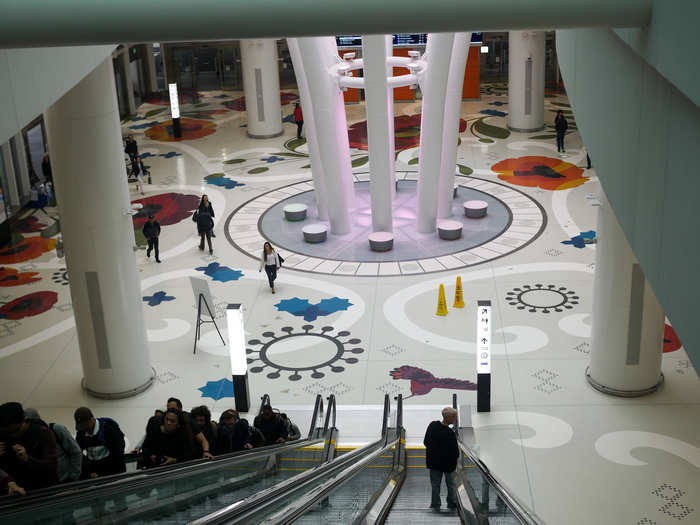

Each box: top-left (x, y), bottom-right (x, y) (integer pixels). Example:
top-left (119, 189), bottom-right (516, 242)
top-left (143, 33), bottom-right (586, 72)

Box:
top-left (476, 300), bottom-right (491, 412)
top-left (169, 83), bottom-right (182, 139)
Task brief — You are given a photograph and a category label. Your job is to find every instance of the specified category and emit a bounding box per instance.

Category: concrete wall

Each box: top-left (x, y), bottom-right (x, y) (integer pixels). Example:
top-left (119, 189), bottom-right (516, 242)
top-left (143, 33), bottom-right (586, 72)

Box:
top-left (0, 45), bottom-right (115, 145)
top-left (557, 27), bottom-right (700, 371)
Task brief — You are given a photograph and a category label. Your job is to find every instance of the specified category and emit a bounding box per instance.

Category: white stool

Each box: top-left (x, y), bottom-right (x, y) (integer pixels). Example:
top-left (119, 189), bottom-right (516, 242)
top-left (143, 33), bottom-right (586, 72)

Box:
top-left (369, 231), bottom-right (394, 252)
top-left (437, 220), bottom-right (463, 240)
top-left (283, 203), bottom-right (308, 221)
top-left (302, 223), bottom-right (328, 243)
top-left (464, 200), bottom-right (488, 218)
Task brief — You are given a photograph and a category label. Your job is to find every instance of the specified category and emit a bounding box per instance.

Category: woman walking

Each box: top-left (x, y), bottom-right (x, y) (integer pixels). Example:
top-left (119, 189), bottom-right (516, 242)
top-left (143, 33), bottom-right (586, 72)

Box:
top-left (259, 242), bottom-right (282, 294)
top-left (198, 195), bottom-right (216, 237)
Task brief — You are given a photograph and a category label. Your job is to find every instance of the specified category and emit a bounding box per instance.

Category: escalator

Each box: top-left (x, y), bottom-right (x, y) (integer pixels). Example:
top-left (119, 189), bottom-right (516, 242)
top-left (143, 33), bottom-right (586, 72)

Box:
top-left (0, 394), bottom-right (337, 524)
top-left (203, 394), bottom-right (545, 525)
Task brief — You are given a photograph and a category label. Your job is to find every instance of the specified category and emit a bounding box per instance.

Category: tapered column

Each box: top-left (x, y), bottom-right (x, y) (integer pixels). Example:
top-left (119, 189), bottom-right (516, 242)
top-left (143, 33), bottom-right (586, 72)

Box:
top-left (587, 188), bottom-right (665, 396)
top-left (416, 32), bottom-right (454, 233)
top-left (46, 59), bottom-right (154, 398)
top-left (240, 39), bottom-right (283, 138)
top-left (507, 31), bottom-right (545, 132)
top-left (287, 38), bottom-right (328, 221)
top-left (437, 32), bottom-right (470, 219)
top-left (296, 37), bottom-right (354, 235)
top-left (119, 49), bottom-right (136, 116)
top-left (362, 34), bottom-right (394, 232)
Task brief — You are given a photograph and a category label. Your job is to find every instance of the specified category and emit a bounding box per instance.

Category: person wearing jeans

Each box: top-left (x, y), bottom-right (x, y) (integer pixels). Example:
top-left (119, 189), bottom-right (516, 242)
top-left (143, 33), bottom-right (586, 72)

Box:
top-left (258, 241), bottom-right (281, 294)
top-left (424, 407), bottom-right (459, 510)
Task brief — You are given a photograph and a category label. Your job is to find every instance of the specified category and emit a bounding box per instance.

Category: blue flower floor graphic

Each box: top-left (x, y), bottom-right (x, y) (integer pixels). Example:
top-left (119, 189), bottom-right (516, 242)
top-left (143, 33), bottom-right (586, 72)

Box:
top-left (139, 151), bottom-right (183, 160)
top-left (489, 101), bottom-right (507, 106)
top-left (480, 109), bottom-right (507, 117)
top-left (561, 230), bottom-right (596, 248)
top-left (198, 378), bottom-right (235, 401)
top-left (261, 156), bottom-right (286, 164)
top-left (274, 297), bottom-right (353, 322)
top-left (142, 291), bottom-right (175, 306)
top-left (128, 121), bottom-right (159, 130)
top-left (282, 114), bottom-right (295, 123)
top-left (206, 177), bottom-right (245, 189)
top-left (196, 263), bottom-right (244, 282)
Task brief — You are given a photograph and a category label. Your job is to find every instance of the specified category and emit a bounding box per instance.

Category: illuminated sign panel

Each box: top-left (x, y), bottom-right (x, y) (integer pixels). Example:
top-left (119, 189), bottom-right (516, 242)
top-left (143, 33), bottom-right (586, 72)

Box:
top-left (476, 301), bottom-right (491, 374)
top-left (227, 304), bottom-right (247, 375)
top-left (168, 83), bottom-right (180, 119)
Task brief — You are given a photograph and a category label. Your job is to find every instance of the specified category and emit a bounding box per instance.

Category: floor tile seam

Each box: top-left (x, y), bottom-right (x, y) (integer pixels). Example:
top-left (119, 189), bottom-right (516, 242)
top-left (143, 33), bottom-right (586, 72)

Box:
top-left (360, 277), bottom-right (382, 405)
top-left (23, 329), bottom-right (79, 406)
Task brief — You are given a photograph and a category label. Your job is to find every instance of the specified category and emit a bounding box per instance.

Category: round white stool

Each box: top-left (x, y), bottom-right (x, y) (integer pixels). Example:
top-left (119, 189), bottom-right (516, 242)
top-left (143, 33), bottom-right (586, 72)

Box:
top-left (283, 203), bottom-right (308, 221)
top-left (464, 200), bottom-right (488, 218)
top-left (437, 220), bottom-right (463, 240)
top-left (302, 223), bottom-right (328, 243)
top-left (368, 231), bottom-right (394, 252)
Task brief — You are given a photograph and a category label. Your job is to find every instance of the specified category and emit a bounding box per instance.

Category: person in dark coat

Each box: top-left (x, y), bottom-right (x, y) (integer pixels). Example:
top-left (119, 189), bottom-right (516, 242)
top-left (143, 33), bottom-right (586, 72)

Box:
top-left (0, 402), bottom-right (58, 491)
top-left (190, 406), bottom-right (217, 457)
top-left (74, 407), bottom-right (126, 478)
top-left (215, 410), bottom-right (253, 454)
top-left (141, 409), bottom-right (196, 468)
top-left (253, 406), bottom-right (287, 446)
top-left (24, 408), bottom-right (82, 484)
top-left (554, 110), bottom-right (568, 153)
top-left (166, 398), bottom-right (214, 460)
top-left (424, 407), bottom-right (459, 511)
top-left (293, 102), bottom-right (303, 139)
top-left (198, 195), bottom-right (216, 238)
top-left (142, 215), bottom-right (162, 263)
top-left (196, 209), bottom-right (214, 255)
top-left (125, 135), bottom-right (138, 164)
top-left (41, 153), bottom-right (52, 183)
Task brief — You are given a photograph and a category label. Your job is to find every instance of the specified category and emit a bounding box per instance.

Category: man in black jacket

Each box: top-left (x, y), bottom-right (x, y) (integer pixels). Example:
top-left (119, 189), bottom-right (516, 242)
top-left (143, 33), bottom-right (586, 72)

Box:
top-left (253, 406), bottom-right (287, 445)
top-left (74, 407), bottom-right (126, 478)
top-left (424, 407), bottom-right (459, 510)
top-left (215, 410), bottom-right (253, 454)
top-left (0, 402), bottom-right (58, 491)
top-left (125, 135), bottom-right (138, 164)
top-left (143, 215), bottom-right (162, 263)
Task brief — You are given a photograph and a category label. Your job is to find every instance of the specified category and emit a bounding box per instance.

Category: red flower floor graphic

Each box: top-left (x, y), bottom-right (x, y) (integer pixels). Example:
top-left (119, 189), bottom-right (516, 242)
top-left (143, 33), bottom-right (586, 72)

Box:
top-left (0, 291), bottom-right (58, 320)
top-left (390, 365), bottom-right (476, 398)
top-left (224, 92), bottom-right (298, 111)
top-left (348, 114), bottom-right (467, 152)
top-left (0, 237), bottom-right (57, 264)
top-left (491, 155), bottom-right (588, 191)
top-left (131, 193), bottom-right (201, 229)
top-left (663, 324), bottom-right (682, 353)
top-left (145, 118), bottom-right (217, 142)
top-left (0, 267), bottom-right (41, 287)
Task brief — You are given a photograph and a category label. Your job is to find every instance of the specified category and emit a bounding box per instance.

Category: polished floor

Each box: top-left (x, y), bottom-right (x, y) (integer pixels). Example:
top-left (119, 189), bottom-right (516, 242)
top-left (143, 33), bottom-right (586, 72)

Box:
top-left (0, 87), bottom-right (698, 524)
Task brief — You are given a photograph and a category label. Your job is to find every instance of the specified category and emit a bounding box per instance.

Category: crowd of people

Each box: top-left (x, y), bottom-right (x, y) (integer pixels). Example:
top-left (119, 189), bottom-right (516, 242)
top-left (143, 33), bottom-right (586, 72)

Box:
top-left (0, 399), bottom-right (301, 497)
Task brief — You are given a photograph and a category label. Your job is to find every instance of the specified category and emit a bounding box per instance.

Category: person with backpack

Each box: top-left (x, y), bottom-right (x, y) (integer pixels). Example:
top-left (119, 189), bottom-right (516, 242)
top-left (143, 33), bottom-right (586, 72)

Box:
top-left (24, 408), bottom-right (81, 483)
top-left (0, 402), bottom-right (58, 491)
top-left (197, 195), bottom-right (216, 238)
top-left (194, 206), bottom-right (215, 255)
top-left (74, 407), bottom-right (126, 478)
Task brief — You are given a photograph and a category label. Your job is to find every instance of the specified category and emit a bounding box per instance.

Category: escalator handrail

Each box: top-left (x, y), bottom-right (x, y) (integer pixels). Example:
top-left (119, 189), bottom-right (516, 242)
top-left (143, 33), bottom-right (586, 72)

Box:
top-left (308, 394), bottom-right (323, 438)
top-left (193, 394), bottom-right (393, 525)
top-left (453, 394), bottom-right (544, 525)
top-left (395, 393), bottom-right (403, 441)
top-left (0, 437), bottom-right (326, 514)
top-left (261, 436), bottom-right (402, 525)
top-left (322, 394), bottom-right (336, 432)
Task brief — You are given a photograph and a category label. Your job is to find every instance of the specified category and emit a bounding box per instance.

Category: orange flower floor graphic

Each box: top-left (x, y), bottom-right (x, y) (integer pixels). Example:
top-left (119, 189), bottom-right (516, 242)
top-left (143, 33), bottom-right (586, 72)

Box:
top-left (0, 237), bottom-right (57, 264)
top-left (145, 118), bottom-right (217, 142)
top-left (491, 156), bottom-right (588, 191)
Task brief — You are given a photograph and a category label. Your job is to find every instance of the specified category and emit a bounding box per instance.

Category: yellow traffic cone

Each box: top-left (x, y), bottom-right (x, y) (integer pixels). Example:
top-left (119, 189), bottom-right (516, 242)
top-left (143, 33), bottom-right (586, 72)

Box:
top-left (436, 284), bottom-right (448, 316)
top-left (453, 276), bottom-right (465, 308)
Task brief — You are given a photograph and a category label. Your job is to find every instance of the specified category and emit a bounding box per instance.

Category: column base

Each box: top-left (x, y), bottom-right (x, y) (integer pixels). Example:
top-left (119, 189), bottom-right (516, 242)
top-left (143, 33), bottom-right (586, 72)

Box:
top-left (585, 367), bottom-right (664, 397)
top-left (507, 125), bottom-right (545, 133)
top-left (246, 130), bottom-right (284, 139)
top-left (82, 368), bottom-right (156, 399)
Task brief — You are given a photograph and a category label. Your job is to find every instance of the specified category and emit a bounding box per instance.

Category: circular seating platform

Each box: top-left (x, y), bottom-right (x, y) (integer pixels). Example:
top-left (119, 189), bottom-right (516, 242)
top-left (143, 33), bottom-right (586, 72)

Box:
top-left (464, 200), bottom-right (488, 218)
top-left (283, 203), bottom-right (308, 221)
top-left (302, 223), bottom-right (328, 243)
top-left (368, 231), bottom-right (394, 252)
top-left (437, 220), bottom-right (463, 240)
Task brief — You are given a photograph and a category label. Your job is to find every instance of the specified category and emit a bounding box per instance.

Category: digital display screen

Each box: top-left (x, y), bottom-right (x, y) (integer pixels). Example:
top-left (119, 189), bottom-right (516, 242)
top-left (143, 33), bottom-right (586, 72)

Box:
top-left (471, 32), bottom-right (483, 44)
top-left (336, 35), bottom-right (362, 47)
top-left (336, 34), bottom-right (429, 47)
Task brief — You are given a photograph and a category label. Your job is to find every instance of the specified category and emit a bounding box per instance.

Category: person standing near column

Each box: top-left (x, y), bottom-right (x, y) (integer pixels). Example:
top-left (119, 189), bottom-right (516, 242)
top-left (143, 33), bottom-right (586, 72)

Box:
top-left (555, 110), bottom-right (568, 153)
top-left (258, 241), bottom-right (282, 294)
top-left (142, 215), bottom-right (161, 263)
top-left (293, 102), bottom-right (304, 139)
top-left (424, 407), bottom-right (459, 511)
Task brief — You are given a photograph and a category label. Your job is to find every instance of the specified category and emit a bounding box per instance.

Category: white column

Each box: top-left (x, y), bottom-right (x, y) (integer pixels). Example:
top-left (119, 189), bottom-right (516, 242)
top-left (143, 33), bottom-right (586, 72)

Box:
top-left (386, 34), bottom-right (396, 199)
top-left (0, 142), bottom-right (20, 208)
top-left (587, 189), bottom-right (665, 396)
top-left (507, 31), bottom-right (545, 132)
top-left (437, 32), bottom-right (471, 219)
top-left (416, 32), bottom-right (455, 233)
top-left (144, 44), bottom-right (158, 93)
top-left (240, 39), bottom-right (283, 138)
top-left (297, 36), bottom-right (354, 235)
top-left (287, 38), bottom-right (328, 221)
top-left (120, 49), bottom-right (136, 116)
top-left (362, 34), bottom-right (394, 233)
top-left (46, 59), bottom-right (154, 399)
